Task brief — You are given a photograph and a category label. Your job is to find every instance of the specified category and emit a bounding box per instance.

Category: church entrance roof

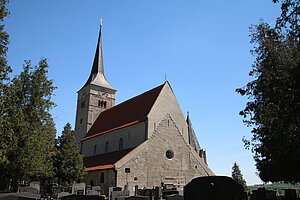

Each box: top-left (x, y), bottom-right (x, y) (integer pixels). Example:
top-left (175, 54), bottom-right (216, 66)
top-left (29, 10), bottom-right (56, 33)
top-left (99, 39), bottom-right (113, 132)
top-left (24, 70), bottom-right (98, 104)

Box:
top-left (84, 148), bottom-right (134, 171)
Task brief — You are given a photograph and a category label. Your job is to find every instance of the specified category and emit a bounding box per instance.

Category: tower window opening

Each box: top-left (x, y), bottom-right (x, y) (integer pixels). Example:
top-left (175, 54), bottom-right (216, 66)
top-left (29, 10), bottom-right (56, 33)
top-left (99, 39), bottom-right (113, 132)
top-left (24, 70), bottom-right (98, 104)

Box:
top-left (104, 101), bottom-right (107, 108)
top-left (98, 100), bottom-right (101, 107)
top-left (81, 101), bottom-right (85, 108)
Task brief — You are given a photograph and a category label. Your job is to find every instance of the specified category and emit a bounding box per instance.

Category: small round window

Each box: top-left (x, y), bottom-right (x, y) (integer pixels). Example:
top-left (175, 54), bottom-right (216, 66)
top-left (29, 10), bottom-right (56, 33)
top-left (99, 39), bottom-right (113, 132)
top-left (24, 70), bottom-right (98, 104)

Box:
top-left (166, 150), bottom-right (174, 159)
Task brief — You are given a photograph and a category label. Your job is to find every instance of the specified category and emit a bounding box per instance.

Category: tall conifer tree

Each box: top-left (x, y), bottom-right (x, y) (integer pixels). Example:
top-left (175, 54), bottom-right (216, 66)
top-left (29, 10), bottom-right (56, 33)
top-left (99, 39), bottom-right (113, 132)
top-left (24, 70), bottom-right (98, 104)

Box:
top-left (1, 59), bottom-right (56, 191)
top-left (55, 123), bottom-right (85, 185)
top-left (231, 162), bottom-right (247, 191)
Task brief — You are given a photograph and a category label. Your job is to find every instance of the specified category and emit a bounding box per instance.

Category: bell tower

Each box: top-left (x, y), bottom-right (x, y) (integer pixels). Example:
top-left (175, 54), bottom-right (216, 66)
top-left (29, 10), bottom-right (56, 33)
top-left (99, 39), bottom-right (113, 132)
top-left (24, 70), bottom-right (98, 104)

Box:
top-left (75, 20), bottom-right (116, 145)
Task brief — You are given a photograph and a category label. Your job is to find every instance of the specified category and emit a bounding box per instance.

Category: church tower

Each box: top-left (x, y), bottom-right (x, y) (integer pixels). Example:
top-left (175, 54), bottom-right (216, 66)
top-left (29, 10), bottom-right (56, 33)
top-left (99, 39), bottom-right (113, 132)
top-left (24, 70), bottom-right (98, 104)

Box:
top-left (75, 21), bottom-right (116, 145)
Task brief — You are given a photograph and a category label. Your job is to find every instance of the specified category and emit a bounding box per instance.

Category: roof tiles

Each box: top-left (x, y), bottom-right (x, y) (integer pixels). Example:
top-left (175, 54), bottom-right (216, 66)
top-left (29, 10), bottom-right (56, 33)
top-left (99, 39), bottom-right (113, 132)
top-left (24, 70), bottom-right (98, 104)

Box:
top-left (83, 83), bottom-right (165, 140)
top-left (83, 148), bottom-right (134, 171)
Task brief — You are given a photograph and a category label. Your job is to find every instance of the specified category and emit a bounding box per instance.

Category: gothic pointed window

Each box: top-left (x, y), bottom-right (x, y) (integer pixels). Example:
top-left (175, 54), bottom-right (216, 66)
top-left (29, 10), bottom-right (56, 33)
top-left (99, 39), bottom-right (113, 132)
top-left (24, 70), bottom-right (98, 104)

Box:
top-left (119, 138), bottom-right (123, 151)
top-left (94, 144), bottom-right (97, 155)
top-left (105, 141), bottom-right (109, 153)
top-left (100, 173), bottom-right (104, 183)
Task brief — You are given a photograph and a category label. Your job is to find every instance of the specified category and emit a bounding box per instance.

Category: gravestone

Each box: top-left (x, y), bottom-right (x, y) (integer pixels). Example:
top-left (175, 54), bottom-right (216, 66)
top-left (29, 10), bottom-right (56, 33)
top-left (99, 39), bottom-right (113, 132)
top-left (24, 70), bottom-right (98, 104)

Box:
top-left (252, 188), bottom-right (267, 200)
top-left (116, 196), bottom-right (149, 200)
top-left (72, 182), bottom-right (86, 195)
top-left (166, 194), bottom-right (184, 200)
top-left (284, 189), bottom-right (297, 200)
top-left (184, 176), bottom-right (245, 200)
top-left (29, 181), bottom-right (40, 193)
top-left (18, 186), bottom-right (39, 194)
top-left (266, 190), bottom-right (276, 200)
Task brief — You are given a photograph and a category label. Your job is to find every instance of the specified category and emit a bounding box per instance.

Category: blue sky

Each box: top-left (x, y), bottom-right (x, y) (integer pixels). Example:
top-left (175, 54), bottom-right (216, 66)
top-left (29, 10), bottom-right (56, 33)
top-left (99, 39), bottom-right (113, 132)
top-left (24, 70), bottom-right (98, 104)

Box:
top-left (5, 0), bottom-right (280, 185)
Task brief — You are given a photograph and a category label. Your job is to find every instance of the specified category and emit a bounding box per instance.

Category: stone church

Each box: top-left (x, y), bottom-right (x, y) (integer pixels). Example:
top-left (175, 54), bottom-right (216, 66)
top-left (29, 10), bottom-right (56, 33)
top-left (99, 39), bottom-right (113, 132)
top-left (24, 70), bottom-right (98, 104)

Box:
top-left (75, 24), bottom-right (214, 195)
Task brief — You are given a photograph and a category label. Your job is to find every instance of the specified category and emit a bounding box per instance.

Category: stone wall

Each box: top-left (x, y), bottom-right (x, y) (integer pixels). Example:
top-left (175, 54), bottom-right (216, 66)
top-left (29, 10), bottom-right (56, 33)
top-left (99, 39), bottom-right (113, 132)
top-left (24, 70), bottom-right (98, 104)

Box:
top-left (148, 82), bottom-right (189, 143)
top-left (84, 169), bottom-right (116, 195)
top-left (115, 115), bottom-right (214, 195)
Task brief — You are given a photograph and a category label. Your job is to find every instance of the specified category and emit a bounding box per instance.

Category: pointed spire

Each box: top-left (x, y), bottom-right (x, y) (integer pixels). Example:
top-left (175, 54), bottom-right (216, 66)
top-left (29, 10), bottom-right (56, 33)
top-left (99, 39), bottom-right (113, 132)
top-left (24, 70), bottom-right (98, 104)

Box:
top-left (92, 18), bottom-right (104, 75)
top-left (81, 19), bottom-right (115, 91)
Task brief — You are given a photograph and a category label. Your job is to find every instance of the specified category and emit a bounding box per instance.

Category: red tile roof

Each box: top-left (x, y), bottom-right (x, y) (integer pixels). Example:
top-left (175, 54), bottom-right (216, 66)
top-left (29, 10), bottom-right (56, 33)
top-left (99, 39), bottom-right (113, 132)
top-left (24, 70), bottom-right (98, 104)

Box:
top-left (82, 83), bottom-right (165, 141)
top-left (85, 165), bottom-right (114, 171)
top-left (83, 148), bottom-right (134, 171)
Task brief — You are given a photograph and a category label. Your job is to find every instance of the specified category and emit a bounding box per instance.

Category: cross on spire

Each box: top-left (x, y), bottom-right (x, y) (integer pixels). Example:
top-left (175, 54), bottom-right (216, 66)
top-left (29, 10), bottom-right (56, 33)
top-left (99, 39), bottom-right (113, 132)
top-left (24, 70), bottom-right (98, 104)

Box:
top-left (100, 18), bottom-right (103, 27)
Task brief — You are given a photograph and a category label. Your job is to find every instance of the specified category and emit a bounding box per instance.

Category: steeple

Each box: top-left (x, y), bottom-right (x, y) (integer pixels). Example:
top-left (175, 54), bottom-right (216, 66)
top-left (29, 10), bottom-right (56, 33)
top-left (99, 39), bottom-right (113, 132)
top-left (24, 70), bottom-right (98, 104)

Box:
top-left (75, 20), bottom-right (117, 146)
top-left (81, 19), bottom-right (115, 91)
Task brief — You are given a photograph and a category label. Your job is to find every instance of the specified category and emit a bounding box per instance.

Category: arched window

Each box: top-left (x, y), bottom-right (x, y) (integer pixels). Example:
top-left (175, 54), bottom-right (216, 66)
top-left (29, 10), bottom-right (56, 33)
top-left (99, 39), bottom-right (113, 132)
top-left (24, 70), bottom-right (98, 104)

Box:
top-left (100, 101), bottom-right (104, 107)
top-left (100, 173), bottom-right (104, 183)
top-left (93, 144), bottom-right (97, 155)
top-left (105, 141), bottom-right (109, 153)
top-left (98, 100), bottom-right (101, 107)
top-left (119, 138), bottom-right (123, 151)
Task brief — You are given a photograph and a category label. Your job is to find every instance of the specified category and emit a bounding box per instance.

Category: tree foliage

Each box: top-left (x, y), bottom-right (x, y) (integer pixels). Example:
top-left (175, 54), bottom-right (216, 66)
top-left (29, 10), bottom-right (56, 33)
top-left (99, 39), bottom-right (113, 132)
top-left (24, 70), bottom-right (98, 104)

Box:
top-left (236, 0), bottom-right (300, 183)
top-left (232, 162), bottom-right (247, 191)
top-left (0, 59), bottom-right (57, 191)
top-left (55, 123), bottom-right (85, 185)
top-left (0, 0), bottom-right (11, 165)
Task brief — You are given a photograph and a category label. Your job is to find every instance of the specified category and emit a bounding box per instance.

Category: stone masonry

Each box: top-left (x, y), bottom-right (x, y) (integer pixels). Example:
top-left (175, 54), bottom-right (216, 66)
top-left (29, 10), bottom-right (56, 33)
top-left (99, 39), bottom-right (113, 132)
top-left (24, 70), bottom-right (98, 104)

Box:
top-left (115, 115), bottom-right (214, 195)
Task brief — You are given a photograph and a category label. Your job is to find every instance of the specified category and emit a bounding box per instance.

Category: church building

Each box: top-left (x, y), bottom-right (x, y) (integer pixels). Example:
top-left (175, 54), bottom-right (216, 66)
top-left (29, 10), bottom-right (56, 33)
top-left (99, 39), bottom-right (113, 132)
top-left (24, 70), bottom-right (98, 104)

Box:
top-left (74, 23), bottom-right (214, 196)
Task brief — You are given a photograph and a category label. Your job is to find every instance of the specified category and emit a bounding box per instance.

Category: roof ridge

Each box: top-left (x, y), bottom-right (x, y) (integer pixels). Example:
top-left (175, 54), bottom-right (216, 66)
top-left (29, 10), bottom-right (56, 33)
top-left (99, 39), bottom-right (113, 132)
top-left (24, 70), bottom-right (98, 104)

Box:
top-left (102, 82), bottom-right (166, 114)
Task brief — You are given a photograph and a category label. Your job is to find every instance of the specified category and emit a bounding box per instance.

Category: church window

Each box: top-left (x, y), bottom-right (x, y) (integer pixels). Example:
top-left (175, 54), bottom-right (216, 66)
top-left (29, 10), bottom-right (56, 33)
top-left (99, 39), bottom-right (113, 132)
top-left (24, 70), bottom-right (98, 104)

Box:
top-left (80, 118), bottom-right (83, 124)
top-left (166, 150), bottom-right (174, 159)
top-left (93, 144), bottom-right (97, 155)
top-left (119, 138), bottom-right (123, 151)
top-left (134, 177), bottom-right (138, 181)
top-left (105, 142), bottom-right (109, 153)
top-left (167, 120), bottom-right (169, 127)
top-left (98, 100), bottom-right (101, 107)
top-left (100, 173), bottom-right (104, 183)
top-left (104, 101), bottom-right (107, 108)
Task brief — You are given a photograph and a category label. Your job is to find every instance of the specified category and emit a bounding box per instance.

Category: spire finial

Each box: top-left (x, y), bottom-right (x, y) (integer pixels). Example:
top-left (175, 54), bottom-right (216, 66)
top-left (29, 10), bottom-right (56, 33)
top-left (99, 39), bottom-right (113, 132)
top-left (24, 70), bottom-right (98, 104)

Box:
top-left (100, 18), bottom-right (103, 27)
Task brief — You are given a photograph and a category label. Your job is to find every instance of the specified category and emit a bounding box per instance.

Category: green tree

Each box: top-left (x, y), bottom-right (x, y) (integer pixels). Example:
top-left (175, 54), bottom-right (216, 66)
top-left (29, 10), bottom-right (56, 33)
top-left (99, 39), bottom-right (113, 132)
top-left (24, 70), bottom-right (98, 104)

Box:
top-left (236, 0), bottom-right (300, 182)
top-left (0, 59), bottom-right (57, 191)
top-left (55, 123), bottom-right (85, 185)
top-left (0, 0), bottom-right (11, 165)
top-left (232, 162), bottom-right (247, 191)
